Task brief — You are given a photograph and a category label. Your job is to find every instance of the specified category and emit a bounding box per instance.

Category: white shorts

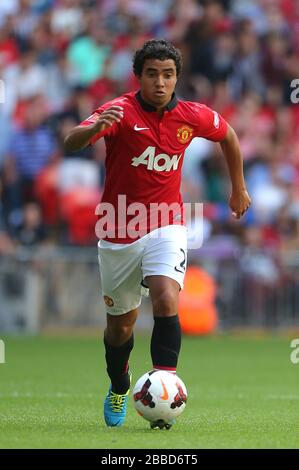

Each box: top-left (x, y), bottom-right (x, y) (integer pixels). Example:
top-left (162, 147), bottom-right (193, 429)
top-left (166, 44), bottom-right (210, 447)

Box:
top-left (98, 225), bottom-right (187, 315)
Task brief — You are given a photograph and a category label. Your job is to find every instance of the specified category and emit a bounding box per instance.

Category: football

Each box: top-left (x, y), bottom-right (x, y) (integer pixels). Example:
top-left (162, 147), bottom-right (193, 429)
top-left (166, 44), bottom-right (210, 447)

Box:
top-left (132, 370), bottom-right (187, 429)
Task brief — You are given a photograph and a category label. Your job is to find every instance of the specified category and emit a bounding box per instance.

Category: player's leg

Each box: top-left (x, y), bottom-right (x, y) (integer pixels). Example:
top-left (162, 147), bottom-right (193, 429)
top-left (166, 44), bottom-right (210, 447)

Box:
top-left (104, 308), bottom-right (138, 394)
top-left (103, 308), bottom-right (138, 427)
top-left (142, 225), bottom-right (187, 374)
top-left (98, 239), bottom-right (144, 426)
top-left (145, 276), bottom-right (181, 372)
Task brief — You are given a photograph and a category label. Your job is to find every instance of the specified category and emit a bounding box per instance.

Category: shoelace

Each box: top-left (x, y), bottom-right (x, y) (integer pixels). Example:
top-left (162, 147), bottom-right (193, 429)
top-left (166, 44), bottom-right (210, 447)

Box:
top-left (109, 391), bottom-right (127, 413)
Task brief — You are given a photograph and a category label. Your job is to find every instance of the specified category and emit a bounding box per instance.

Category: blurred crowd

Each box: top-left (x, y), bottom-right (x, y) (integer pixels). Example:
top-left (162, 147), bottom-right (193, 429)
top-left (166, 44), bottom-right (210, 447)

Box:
top-left (1, 0), bottom-right (299, 269)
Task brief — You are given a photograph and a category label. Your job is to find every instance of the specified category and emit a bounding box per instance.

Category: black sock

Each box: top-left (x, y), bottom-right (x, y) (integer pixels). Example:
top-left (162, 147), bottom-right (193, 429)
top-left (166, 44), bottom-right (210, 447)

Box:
top-left (150, 315), bottom-right (181, 372)
top-left (104, 334), bottom-right (134, 394)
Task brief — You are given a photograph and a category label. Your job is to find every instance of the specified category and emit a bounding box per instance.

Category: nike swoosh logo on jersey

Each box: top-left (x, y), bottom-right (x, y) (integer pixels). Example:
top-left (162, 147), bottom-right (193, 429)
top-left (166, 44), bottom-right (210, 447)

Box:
top-left (134, 124), bottom-right (150, 131)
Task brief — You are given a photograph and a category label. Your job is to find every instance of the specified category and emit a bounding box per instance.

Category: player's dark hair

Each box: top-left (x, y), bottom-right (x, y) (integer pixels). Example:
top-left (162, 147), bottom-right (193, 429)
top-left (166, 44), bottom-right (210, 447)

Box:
top-left (133, 39), bottom-right (183, 77)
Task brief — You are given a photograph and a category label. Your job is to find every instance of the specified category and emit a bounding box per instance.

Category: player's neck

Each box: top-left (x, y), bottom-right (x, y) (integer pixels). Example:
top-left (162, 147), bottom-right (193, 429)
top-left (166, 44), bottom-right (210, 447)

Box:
top-left (139, 91), bottom-right (171, 115)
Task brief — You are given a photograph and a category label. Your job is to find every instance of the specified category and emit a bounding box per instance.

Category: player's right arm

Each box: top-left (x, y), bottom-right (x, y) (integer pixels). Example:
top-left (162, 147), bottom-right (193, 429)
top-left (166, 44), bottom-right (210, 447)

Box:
top-left (64, 105), bottom-right (124, 152)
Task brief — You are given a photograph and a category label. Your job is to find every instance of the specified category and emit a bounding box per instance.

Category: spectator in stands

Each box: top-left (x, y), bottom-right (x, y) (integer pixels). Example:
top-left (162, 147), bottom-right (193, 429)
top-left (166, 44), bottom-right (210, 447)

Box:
top-left (15, 201), bottom-right (47, 246)
top-left (3, 97), bottom-right (58, 218)
top-left (0, 0), bottom-right (298, 251)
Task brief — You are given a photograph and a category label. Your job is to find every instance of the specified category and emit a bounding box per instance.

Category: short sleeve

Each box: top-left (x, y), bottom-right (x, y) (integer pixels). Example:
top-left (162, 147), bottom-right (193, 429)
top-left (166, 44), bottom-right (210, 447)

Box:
top-left (195, 104), bottom-right (228, 142)
top-left (79, 103), bottom-right (120, 145)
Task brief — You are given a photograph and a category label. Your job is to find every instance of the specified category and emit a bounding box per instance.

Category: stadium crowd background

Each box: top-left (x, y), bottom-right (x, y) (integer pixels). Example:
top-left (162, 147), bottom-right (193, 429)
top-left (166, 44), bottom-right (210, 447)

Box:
top-left (0, 0), bottom-right (299, 267)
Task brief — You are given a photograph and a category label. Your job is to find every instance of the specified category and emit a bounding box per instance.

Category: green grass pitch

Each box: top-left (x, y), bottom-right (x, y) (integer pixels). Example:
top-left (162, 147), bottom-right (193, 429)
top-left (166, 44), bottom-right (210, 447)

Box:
top-left (0, 334), bottom-right (298, 449)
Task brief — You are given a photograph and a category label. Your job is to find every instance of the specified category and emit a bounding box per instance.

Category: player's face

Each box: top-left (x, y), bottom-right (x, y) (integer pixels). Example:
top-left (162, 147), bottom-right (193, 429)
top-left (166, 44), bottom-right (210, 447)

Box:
top-left (139, 59), bottom-right (177, 109)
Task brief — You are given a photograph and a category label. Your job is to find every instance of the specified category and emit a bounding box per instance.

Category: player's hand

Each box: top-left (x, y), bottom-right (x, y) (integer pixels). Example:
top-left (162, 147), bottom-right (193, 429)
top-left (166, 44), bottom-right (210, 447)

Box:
top-left (92, 106), bottom-right (124, 133)
top-left (229, 188), bottom-right (251, 219)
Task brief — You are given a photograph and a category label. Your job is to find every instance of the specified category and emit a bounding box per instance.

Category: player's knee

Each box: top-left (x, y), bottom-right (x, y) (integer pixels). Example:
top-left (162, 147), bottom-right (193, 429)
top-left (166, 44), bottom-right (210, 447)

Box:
top-left (106, 323), bottom-right (133, 346)
top-left (152, 290), bottom-right (178, 315)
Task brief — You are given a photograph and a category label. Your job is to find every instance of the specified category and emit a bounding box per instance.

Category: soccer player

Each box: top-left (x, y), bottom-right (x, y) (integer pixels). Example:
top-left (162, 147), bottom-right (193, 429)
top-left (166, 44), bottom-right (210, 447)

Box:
top-left (64, 39), bottom-right (251, 428)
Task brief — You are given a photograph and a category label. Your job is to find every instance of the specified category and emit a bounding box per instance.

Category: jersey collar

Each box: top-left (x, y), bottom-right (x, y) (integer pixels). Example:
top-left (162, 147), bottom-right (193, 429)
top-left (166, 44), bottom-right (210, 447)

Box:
top-left (135, 91), bottom-right (178, 112)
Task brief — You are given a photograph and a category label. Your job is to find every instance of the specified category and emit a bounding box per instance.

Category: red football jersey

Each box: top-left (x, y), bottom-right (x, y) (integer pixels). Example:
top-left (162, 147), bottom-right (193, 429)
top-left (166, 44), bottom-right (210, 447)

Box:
top-left (80, 91), bottom-right (228, 243)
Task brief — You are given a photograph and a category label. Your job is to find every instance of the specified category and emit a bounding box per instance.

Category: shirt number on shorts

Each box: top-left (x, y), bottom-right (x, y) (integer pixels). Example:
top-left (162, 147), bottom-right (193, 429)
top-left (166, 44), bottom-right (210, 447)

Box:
top-left (174, 248), bottom-right (186, 274)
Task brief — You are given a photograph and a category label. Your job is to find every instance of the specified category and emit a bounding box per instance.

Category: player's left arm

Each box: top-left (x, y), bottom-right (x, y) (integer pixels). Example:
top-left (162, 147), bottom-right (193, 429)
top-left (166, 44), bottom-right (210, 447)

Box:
top-left (219, 125), bottom-right (251, 219)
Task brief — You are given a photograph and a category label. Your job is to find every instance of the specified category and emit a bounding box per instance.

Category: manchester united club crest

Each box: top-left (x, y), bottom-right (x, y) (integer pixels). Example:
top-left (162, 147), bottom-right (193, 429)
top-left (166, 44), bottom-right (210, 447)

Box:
top-left (177, 125), bottom-right (193, 144)
top-left (103, 295), bottom-right (114, 307)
